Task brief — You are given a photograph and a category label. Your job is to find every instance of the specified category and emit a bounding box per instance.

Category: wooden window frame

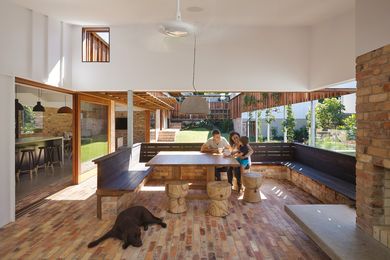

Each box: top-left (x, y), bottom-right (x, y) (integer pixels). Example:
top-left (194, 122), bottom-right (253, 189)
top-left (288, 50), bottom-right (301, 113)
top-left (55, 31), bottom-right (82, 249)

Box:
top-left (82, 27), bottom-right (110, 63)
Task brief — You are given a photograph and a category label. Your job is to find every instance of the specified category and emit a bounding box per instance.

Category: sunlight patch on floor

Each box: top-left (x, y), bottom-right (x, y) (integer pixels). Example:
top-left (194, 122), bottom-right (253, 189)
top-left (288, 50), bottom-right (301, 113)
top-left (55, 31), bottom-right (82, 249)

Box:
top-left (46, 177), bottom-right (96, 201)
top-left (237, 190), bottom-right (267, 200)
top-left (141, 186), bottom-right (166, 191)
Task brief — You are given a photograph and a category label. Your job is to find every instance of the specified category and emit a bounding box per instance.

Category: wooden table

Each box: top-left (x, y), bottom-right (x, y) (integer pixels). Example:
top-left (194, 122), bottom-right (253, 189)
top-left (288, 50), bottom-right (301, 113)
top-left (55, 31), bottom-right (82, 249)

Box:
top-left (146, 151), bottom-right (240, 199)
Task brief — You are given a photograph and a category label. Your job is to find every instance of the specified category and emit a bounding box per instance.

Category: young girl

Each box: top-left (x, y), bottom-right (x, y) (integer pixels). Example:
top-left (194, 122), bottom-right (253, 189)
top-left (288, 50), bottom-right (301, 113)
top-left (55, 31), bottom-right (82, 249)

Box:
top-left (233, 136), bottom-right (250, 180)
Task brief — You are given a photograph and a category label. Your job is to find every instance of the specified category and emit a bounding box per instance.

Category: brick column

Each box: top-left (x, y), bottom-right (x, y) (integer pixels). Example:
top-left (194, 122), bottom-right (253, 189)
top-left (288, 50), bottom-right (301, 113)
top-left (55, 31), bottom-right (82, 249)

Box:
top-left (355, 44), bottom-right (390, 245)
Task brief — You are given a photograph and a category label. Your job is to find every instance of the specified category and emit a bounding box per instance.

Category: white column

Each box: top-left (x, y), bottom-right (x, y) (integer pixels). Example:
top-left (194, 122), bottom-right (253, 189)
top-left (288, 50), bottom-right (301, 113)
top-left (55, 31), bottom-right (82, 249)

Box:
top-left (283, 106), bottom-right (287, 142)
top-left (0, 75), bottom-right (15, 227)
top-left (255, 110), bottom-right (258, 142)
top-left (240, 115), bottom-right (244, 136)
top-left (155, 109), bottom-right (160, 142)
top-left (310, 100), bottom-right (316, 147)
top-left (247, 119), bottom-right (250, 137)
top-left (127, 90), bottom-right (133, 147)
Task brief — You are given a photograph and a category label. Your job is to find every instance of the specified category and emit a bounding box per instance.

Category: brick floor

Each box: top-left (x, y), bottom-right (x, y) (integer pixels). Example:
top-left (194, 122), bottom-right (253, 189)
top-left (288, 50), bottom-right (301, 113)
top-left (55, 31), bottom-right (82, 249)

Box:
top-left (0, 177), bottom-right (329, 259)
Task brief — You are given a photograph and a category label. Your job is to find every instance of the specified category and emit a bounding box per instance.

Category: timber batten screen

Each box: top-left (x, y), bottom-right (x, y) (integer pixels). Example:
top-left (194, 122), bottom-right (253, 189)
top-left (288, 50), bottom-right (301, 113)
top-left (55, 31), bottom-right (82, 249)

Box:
top-left (82, 28), bottom-right (110, 62)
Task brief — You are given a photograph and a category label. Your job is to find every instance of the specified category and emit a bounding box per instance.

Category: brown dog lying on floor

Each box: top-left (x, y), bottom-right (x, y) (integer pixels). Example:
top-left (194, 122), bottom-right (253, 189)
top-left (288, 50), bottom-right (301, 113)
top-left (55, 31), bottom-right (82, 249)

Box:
top-left (88, 206), bottom-right (167, 249)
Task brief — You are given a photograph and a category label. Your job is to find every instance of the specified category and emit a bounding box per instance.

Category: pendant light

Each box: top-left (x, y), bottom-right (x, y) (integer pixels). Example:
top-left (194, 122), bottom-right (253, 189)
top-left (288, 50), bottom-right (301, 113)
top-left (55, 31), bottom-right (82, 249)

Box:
top-left (160, 0), bottom-right (195, 37)
top-left (57, 95), bottom-right (73, 114)
top-left (15, 86), bottom-right (24, 111)
top-left (179, 35), bottom-right (210, 115)
top-left (33, 89), bottom-right (45, 112)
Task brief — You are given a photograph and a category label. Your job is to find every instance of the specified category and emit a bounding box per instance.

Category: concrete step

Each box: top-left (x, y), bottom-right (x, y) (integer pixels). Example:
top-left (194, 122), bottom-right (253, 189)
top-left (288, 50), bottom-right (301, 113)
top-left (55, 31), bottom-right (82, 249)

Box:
top-left (157, 131), bottom-right (177, 142)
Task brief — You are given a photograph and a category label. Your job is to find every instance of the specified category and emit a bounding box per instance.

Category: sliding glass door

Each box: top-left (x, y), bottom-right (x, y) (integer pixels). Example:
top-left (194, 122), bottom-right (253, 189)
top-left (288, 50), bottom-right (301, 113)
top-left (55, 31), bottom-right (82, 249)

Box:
top-left (75, 95), bottom-right (113, 183)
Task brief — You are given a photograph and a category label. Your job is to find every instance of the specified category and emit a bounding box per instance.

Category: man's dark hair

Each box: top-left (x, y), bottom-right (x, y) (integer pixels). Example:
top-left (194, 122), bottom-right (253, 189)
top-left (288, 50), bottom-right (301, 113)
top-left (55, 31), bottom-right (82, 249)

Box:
top-left (212, 129), bottom-right (221, 136)
top-left (240, 136), bottom-right (249, 145)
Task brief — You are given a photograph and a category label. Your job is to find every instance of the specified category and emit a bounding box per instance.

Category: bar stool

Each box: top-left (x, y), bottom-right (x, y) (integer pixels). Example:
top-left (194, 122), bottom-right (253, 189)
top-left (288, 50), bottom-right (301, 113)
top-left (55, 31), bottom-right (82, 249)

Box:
top-left (36, 146), bottom-right (48, 170)
top-left (47, 145), bottom-right (62, 167)
top-left (18, 148), bottom-right (37, 180)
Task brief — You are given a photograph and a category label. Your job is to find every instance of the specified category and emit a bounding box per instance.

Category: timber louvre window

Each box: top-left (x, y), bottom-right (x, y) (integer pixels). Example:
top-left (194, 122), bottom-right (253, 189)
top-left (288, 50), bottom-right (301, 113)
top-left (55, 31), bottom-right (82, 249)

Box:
top-left (82, 28), bottom-right (110, 62)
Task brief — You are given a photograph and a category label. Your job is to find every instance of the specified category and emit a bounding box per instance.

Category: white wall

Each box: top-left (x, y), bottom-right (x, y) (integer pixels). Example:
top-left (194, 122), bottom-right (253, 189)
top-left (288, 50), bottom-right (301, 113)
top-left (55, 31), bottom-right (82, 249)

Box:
top-left (72, 25), bottom-right (310, 92)
top-left (0, 2), bottom-right (73, 88)
top-left (309, 10), bottom-right (355, 90)
top-left (356, 0), bottom-right (390, 56)
top-left (0, 74), bottom-right (15, 227)
top-left (0, 2), bottom-right (31, 77)
top-left (341, 93), bottom-right (356, 114)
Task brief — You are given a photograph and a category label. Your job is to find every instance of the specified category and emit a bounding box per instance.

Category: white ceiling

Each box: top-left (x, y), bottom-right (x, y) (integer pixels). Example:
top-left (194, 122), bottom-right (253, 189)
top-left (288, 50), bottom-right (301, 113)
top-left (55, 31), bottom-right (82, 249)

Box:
top-left (9, 0), bottom-right (354, 26)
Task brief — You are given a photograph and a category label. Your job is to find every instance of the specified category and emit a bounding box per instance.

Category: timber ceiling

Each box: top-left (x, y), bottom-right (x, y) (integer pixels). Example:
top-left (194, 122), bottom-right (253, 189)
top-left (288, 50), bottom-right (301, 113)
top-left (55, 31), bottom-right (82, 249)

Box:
top-left (85, 91), bottom-right (176, 110)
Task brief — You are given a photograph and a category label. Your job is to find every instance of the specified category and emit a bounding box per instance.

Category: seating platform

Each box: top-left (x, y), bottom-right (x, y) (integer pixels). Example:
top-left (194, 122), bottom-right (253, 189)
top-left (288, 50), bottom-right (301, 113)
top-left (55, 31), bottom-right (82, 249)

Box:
top-left (285, 204), bottom-right (390, 260)
top-left (94, 143), bottom-right (153, 219)
top-left (283, 161), bottom-right (355, 200)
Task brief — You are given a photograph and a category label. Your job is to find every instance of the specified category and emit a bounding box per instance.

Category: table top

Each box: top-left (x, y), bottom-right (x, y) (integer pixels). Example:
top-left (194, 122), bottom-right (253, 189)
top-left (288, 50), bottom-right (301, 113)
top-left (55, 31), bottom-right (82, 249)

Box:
top-left (16, 136), bottom-right (63, 145)
top-left (146, 151), bottom-right (240, 167)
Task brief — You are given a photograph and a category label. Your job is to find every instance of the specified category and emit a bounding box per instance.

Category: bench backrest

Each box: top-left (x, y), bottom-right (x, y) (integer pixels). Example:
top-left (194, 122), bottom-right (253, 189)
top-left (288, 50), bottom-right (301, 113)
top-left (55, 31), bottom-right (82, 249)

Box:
top-left (249, 142), bottom-right (294, 162)
top-left (140, 142), bottom-right (203, 162)
top-left (94, 146), bottom-right (131, 189)
top-left (293, 143), bottom-right (356, 184)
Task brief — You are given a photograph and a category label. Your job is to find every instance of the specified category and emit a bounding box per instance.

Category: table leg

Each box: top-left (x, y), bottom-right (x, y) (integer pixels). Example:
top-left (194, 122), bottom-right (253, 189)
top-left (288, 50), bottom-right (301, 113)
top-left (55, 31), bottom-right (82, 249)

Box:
top-left (206, 166), bottom-right (215, 183)
top-left (172, 166), bottom-right (181, 179)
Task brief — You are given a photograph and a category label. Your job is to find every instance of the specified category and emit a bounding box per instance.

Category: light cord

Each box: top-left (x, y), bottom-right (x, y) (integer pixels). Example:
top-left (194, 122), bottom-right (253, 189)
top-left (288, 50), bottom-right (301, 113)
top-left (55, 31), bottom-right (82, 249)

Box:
top-left (192, 34), bottom-right (198, 93)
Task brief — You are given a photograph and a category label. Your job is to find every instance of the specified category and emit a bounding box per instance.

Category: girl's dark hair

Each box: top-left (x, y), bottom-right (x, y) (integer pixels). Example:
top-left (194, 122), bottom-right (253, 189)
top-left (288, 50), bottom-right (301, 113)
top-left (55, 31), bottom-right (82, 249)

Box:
top-left (228, 131), bottom-right (240, 145)
top-left (240, 136), bottom-right (249, 145)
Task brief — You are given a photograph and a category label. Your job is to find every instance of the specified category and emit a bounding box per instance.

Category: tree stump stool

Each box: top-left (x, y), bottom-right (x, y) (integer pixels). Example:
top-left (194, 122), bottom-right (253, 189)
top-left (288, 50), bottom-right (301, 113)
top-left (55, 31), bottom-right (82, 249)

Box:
top-left (207, 181), bottom-right (231, 217)
top-left (242, 172), bottom-right (263, 203)
top-left (165, 181), bottom-right (189, 214)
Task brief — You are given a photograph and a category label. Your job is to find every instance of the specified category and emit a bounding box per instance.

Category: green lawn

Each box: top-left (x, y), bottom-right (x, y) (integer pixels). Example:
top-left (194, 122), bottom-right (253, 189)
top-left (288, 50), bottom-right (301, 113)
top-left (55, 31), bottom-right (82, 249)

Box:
top-left (175, 128), bottom-right (230, 143)
top-left (315, 140), bottom-right (356, 156)
top-left (81, 141), bottom-right (108, 162)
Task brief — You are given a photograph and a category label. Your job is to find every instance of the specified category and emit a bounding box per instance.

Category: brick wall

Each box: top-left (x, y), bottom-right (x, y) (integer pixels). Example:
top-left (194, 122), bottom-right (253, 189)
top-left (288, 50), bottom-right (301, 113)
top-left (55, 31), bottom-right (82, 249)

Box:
top-left (150, 164), bottom-right (355, 205)
top-left (115, 111), bottom-right (148, 145)
top-left (42, 107), bottom-right (72, 136)
top-left (355, 43), bottom-right (390, 240)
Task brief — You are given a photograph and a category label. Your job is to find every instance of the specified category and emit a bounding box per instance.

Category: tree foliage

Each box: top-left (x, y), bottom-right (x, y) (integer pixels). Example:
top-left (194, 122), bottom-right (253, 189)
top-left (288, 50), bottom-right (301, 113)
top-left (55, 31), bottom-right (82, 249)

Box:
top-left (282, 105), bottom-right (295, 142)
top-left (338, 114), bottom-right (356, 140)
top-left (315, 98), bottom-right (345, 130)
top-left (265, 108), bottom-right (276, 124)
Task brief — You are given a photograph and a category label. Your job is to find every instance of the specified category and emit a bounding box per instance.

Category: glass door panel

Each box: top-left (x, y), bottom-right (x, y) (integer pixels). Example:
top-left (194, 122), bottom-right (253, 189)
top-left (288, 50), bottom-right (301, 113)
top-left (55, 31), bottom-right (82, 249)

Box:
top-left (80, 102), bottom-right (108, 176)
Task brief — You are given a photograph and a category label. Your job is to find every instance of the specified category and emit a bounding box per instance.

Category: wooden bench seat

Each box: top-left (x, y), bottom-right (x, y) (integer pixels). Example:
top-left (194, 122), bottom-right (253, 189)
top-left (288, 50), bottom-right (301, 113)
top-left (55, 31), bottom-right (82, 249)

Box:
top-left (94, 143), bottom-right (152, 219)
top-left (98, 168), bottom-right (152, 192)
top-left (283, 161), bottom-right (355, 200)
top-left (249, 143), bottom-right (356, 203)
top-left (251, 160), bottom-right (355, 200)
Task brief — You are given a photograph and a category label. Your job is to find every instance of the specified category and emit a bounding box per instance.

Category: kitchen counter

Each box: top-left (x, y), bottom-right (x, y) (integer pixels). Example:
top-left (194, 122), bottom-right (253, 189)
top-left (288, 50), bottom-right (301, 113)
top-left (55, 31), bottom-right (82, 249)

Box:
top-left (15, 136), bottom-right (64, 166)
top-left (16, 136), bottom-right (63, 146)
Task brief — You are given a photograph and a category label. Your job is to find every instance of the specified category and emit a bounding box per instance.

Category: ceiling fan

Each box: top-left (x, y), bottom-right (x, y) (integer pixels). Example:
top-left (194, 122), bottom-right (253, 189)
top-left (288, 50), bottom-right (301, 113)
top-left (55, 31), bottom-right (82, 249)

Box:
top-left (160, 0), bottom-right (196, 37)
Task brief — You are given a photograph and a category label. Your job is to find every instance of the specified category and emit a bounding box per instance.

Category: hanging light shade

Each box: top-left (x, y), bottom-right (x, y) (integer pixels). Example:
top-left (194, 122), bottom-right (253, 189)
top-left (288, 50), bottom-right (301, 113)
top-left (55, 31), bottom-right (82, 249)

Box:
top-left (15, 86), bottom-right (24, 111)
top-left (57, 106), bottom-right (72, 113)
top-left (57, 95), bottom-right (73, 114)
top-left (33, 89), bottom-right (45, 112)
top-left (179, 96), bottom-right (209, 114)
top-left (15, 99), bottom-right (24, 111)
top-left (33, 101), bottom-right (45, 112)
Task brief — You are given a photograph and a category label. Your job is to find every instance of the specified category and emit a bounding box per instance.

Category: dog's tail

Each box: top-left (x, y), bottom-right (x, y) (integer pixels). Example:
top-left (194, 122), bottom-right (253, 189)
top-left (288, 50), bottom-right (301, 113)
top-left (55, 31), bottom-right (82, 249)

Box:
top-left (87, 230), bottom-right (113, 248)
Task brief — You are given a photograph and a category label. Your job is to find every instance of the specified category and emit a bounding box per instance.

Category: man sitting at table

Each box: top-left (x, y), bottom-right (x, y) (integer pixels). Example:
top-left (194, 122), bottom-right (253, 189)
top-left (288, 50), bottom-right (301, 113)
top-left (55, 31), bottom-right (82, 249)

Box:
top-left (200, 129), bottom-right (231, 181)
